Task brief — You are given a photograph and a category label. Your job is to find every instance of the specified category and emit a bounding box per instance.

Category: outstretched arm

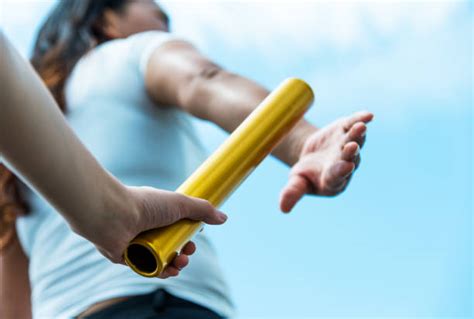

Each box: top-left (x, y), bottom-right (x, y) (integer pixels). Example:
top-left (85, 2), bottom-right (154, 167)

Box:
top-left (144, 41), bottom-right (315, 166)
top-left (145, 40), bottom-right (373, 212)
top-left (0, 32), bottom-right (227, 274)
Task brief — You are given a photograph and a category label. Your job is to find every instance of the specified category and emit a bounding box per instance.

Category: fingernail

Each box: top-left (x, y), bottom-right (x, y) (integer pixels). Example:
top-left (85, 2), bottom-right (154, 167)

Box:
top-left (281, 202), bottom-right (293, 214)
top-left (218, 212), bottom-right (228, 222)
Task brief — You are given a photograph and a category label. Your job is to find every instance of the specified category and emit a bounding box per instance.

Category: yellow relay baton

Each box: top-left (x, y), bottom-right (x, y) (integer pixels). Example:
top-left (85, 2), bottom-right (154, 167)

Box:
top-left (124, 78), bottom-right (314, 277)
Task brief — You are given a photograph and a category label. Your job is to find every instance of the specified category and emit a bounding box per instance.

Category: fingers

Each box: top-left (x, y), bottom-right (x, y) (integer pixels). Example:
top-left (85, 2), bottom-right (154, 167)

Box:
top-left (326, 161), bottom-right (355, 190)
top-left (280, 174), bottom-right (310, 213)
top-left (181, 241), bottom-right (196, 255)
top-left (158, 241), bottom-right (196, 279)
top-left (343, 120), bottom-right (366, 171)
top-left (180, 196), bottom-right (228, 225)
top-left (160, 266), bottom-right (179, 278)
top-left (341, 142), bottom-right (359, 161)
top-left (353, 154), bottom-right (361, 169)
top-left (129, 187), bottom-right (228, 231)
top-left (334, 142), bottom-right (360, 192)
top-left (343, 111), bottom-right (374, 132)
top-left (342, 141), bottom-right (362, 168)
top-left (343, 111), bottom-right (372, 149)
top-left (172, 254), bottom-right (189, 270)
top-left (346, 122), bottom-right (367, 146)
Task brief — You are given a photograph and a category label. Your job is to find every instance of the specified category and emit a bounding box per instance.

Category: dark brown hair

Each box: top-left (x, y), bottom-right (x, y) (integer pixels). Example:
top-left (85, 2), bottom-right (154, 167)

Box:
top-left (31, 0), bottom-right (128, 109)
top-left (0, 0), bottom-right (128, 234)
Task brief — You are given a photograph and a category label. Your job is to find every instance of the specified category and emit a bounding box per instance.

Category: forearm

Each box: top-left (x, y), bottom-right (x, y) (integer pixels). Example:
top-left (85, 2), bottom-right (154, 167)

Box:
top-left (0, 32), bottom-right (132, 236)
top-left (181, 70), bottom-right (317, 165)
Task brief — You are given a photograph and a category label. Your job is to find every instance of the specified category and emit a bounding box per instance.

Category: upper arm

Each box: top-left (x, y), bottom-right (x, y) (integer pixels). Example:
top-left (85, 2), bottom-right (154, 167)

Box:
top-left (144, 40), bottom-right (222, 118)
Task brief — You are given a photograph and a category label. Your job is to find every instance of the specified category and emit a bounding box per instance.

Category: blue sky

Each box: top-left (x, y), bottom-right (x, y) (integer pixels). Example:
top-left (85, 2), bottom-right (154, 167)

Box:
top-left (1, 1), bottom-right (472, 318)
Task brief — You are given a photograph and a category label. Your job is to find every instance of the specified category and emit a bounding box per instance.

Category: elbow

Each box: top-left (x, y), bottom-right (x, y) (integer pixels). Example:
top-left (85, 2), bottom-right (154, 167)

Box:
top-left (178, 63), bottom-right (225, 118)
top-left (197, 63), bottom-right (223, 81)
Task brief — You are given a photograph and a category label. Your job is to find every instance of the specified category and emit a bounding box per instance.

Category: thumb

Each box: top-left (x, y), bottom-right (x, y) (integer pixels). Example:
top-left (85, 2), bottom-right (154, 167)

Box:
top-left (179, 196), bottom-right (228, 225)
top-left (128, 187), bottom-right (227, 232)
top-left (279, 174), bottom-right (309, 213)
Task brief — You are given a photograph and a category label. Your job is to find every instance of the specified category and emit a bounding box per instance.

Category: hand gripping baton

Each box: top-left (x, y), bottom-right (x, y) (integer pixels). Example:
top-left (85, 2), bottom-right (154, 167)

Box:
top-left (124, 78), bottom-right (314, 277)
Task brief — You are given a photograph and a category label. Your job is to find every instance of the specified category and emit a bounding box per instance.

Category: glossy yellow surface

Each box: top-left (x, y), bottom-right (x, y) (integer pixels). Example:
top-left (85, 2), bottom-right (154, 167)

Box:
top-left (124, 78), bottom-right (314, 277)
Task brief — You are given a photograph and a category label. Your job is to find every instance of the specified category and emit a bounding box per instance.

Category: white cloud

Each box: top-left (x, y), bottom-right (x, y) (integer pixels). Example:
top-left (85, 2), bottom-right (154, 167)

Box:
top-left (161, 0), bottom-right (462, 54)
top-left (0, 0), bottom-right (464, 57)
top-left (159, 0), bottom-right (470, 123)
top-left (1, 0), bottom-right (470, 124)
top-left (304, 18), bottom-right (472, 124)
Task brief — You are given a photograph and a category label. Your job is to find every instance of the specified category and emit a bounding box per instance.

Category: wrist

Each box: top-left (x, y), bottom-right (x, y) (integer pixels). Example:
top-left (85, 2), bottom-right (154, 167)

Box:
top-left (69, 175), bottom-right (138, 245)
top-left (293, 120), bottom-right (318, 160)
top-left (273, 119), bottom-right (317, 166)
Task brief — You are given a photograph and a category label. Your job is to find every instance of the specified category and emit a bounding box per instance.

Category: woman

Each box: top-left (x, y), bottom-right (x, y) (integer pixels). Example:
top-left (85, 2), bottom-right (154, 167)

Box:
top-left (5, 0), bottom-right (372, 318)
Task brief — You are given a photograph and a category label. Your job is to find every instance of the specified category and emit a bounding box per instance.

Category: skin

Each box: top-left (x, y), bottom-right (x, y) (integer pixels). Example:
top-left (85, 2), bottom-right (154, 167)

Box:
top-left (100, 0), bottom-right (373, 212)
top-left (2, 0), bottom-right (373, 317)
top-left (0, 25), bottom-right (226, 318)
top-left (0, 28), bottom-right (227, 273)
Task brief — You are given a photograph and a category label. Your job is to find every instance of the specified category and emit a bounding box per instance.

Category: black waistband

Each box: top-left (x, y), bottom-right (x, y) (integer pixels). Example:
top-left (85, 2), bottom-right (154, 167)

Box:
top-left (81, 288), bottom-right (223, 319)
